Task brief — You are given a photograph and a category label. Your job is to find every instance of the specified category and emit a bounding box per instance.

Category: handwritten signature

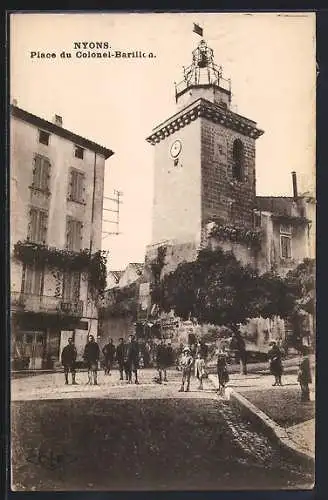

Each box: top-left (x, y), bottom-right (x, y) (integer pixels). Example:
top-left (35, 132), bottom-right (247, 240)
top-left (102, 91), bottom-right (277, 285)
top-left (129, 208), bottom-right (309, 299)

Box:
top-left (26, 448), bottom-right (77, 471)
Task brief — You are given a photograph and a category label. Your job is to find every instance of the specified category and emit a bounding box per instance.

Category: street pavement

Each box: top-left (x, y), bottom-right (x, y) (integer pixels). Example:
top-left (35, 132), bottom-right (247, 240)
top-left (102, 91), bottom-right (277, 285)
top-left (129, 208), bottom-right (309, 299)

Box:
top-left (11, 368), bottom-right (314, 491)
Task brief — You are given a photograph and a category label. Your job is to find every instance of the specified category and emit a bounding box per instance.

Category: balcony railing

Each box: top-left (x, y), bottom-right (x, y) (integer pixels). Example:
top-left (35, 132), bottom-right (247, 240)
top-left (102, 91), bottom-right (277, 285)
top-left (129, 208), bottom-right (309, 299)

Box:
top-left (11, 292), bottom-right (83, 317)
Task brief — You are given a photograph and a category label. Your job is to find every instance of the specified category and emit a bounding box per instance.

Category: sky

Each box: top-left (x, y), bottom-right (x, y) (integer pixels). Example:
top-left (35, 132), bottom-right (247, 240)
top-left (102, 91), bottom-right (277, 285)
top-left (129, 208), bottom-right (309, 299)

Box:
top-left (10, 12), bottom-right (316, 270)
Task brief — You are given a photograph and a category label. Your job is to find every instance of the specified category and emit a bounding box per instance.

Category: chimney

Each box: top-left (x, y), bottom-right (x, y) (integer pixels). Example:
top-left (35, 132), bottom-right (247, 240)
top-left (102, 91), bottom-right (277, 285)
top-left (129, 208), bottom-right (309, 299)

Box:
top-left (53, 114), bottom-right (63, 127)
top-left (292, 171), bottom-right (298, 200)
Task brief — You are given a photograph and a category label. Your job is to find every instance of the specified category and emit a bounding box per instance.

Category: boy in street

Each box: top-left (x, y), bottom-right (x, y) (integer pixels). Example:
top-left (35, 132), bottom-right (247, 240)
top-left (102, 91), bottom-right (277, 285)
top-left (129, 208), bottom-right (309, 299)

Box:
top-left (178, 346), bottom-right (194, 392)
top-left (61, 337), bottom-right (77, 385)
top-left (125, 334), bottom-right (140, 384)
top-left (195, 351), bottom-right (206, 390)
top-left (83, 335), bottom-right (100, 385)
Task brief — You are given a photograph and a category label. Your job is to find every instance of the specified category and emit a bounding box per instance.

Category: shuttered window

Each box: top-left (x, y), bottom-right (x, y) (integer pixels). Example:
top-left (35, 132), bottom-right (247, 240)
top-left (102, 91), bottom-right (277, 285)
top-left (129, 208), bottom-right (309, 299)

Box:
top-left (66, 217), bottom-right (83, 251)
top-left (39, 130), bottom-right (50, 145)
top-left (24, 265), bottom-right (43, 295)
top-left (280, 224), bottom-right (292, 259)
top-left (28, 207), bottom-right (48, 244)
top-left (68, 169), bottom-right (85, 203)
top-left (32, 156), bottom-right (51, 192)
top-left (280, 235), bottom-right (292, 259)
top-left (74, 146), bottom-right (84, 159)
top-left (63, 271), bottom-right (81, 301)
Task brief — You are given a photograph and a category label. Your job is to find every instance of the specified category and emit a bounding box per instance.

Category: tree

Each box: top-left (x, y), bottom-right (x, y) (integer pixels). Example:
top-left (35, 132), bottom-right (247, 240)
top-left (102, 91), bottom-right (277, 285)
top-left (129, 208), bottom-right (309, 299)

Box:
top-left (284, 258), bottom-right (315, 349)
top-left (155, 248), bottom-right (293, 328)
top-left (285, 258), bottom-right (315, 316)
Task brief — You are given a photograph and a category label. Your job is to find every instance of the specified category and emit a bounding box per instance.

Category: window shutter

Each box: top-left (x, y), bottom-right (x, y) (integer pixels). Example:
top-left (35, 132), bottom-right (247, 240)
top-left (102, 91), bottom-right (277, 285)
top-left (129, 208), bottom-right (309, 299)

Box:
top-left (33, 157), bottom-right (42, 188)
top-left (33, 267), bottom-right (42, 295)
top-left (82, 174), bottom-right (86, 203)
top-left (66, 218), bottom-right (72, 250)
top-left (41, 158), bottom-right (51, 191)
top-left (40, 211), bottom-right (48, 243)
top-left (78, 172), bottom-right (84, 202)
top-left (72, 272), bottom-right (81, 300)
top-left (24, 266), bottom-right (33, 294)
top-left (78, 221), bottom-right (83, 248)
top-left (29, 208), bottom-right (38, 242)
top-left (68, 170), bottom-right (73, 200)
top-left (63, 271), bottom-right (70, 300)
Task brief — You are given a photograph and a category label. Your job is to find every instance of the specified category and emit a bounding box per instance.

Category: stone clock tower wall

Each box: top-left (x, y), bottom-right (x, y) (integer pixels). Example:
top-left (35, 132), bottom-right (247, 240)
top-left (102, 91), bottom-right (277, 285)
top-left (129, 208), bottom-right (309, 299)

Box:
top-left (201, 117), bottom-right (257, 229)
top-left (151, 119), bottom-right (202, 246)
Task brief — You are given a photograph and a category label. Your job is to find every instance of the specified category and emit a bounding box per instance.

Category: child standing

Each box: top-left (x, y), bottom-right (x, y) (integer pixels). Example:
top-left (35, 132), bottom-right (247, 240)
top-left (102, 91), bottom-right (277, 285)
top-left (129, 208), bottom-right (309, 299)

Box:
top-left (178, 346), bottom-right (194, 392)
top-left (195, 352), bottom-right (206, 390)
top-left (298, 347), bottom-right (312, 402)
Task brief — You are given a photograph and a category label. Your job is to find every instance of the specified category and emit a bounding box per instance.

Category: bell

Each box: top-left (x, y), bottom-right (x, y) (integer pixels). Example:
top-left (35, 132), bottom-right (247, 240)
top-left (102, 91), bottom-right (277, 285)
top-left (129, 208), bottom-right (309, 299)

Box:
top-left (198, 52), bottom-right (207, 68)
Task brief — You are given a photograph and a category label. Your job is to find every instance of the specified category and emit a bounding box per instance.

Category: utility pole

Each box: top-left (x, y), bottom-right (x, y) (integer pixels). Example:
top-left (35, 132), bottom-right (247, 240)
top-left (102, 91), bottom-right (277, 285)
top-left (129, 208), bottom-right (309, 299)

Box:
top-left (102, 189), bottom-right (123, 240)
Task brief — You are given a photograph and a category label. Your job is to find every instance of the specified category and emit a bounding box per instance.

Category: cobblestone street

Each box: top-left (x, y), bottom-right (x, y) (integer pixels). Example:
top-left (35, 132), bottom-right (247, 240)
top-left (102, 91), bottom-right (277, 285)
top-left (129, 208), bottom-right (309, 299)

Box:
top-left (11, 369), bottom-right (314, 491)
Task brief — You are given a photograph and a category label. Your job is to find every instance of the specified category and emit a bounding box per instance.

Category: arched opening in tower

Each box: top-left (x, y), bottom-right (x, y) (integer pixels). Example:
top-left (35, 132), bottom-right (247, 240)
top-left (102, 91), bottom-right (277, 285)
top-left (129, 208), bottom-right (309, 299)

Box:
top-left (232, 139), bottom-right (244, 181)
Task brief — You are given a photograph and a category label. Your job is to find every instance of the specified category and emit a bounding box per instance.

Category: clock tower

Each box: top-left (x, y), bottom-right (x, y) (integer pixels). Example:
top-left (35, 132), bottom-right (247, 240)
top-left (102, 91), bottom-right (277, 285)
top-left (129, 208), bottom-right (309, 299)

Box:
top-left (146, 38), bottom-right (264, 249)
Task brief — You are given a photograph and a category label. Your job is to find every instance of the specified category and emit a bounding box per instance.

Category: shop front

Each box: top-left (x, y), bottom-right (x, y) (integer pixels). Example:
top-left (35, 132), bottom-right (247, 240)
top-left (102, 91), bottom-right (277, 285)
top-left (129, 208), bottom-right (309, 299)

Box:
top-left (11, 312), bottom-right (86, 370)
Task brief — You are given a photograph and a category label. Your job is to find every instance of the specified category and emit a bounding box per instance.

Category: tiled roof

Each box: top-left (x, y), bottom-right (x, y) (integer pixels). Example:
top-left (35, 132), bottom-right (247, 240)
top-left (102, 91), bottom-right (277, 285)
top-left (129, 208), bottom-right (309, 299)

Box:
top-left (256, 196), bottom-right (295, 217)
top-left (109, 270), bottom-right (124, 283)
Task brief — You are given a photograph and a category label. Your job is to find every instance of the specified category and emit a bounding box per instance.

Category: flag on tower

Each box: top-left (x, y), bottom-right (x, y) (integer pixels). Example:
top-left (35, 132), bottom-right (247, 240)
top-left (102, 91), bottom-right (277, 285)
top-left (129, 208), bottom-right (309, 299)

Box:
top-left (193, 23), bottom-right (203, 37)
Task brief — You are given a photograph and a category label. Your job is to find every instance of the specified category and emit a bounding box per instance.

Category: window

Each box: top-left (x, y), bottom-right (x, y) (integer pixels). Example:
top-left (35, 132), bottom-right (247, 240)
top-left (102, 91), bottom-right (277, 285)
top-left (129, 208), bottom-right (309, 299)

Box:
top-left (32, 155), bottom-right (51, 192)
top-left (66, 217), bottom-right (83, 251)
top-left (39, 130), bottom-right (50, 146)
top-left (23, 264), bottom-right (43, 295)
top-left (280, 224), bottom-right (292, 259)
top-left (232, 139), bottom-right (244, 181)
top-left (63, 271), bottom-right (81, 301)
top-left (253, 211), bottom-right (262, 228)
top-left (280, 224), bottom-right (292, 235)
top-left (74, 145), bottom-right (84, 159)
top-left (28, 207), bottom-right (48, 244)
top-left (68, 169), bottom-right (85, 203)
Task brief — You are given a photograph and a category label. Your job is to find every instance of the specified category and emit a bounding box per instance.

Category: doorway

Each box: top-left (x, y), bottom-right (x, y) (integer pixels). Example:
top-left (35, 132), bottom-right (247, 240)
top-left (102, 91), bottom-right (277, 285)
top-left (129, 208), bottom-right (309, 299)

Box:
top-left (15, 331), bottom-right (46, 369)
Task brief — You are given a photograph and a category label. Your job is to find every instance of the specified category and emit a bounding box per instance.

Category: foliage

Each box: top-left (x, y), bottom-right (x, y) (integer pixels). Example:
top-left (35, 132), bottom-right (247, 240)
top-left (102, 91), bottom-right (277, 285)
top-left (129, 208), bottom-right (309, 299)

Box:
top-left (208, 218), bottom-right (263, 250)
top-left (283, 259), bottom-right (315, 350)
top-left (13, 240), bottom-right (108, 299)
top-left (149, 245), bottom-right (168, 306)
top-left (285, 259), bottom-right (315, 316)
top-left (155, 247), bottom-right (294, 327)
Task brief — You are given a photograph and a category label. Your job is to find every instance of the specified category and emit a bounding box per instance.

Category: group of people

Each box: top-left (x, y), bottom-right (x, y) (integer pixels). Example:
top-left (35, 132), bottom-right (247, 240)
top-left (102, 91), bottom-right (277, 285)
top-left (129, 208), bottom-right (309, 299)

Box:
top-left (268, 339), bottom-right (313, 402)
top-left (61, 334), bottom-right (312, 402)
top-left (61, 334), bottom-right (141, 386)
top-left (176, 341), bottom-right (229, 394)
top-left (154, 338), bottom-right (174, 384)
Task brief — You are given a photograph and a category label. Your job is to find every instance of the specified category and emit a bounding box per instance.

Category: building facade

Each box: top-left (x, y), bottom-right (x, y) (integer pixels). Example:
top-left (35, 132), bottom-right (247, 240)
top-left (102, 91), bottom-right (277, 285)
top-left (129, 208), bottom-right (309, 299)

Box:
top-left (10, 104), bottom-right (114, 369)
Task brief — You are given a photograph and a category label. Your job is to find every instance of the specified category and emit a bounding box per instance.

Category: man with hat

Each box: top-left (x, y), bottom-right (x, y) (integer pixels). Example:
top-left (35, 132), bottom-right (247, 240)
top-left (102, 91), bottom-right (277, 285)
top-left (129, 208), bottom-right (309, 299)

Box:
top-left (83, 335), bottom-right (100, 385)
top-left (61, 337), bottom-right (77, 385)
top-left (178, 346), bottom-right (194, 392)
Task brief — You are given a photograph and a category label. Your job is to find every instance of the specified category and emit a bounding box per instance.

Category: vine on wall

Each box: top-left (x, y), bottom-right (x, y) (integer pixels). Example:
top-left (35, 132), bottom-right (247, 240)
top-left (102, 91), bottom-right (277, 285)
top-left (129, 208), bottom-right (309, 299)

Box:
top-left (14, 241), bottom-right (108, 299)
top-left (149, 245), bottom-right (167, 307)
top-left (208, 219), bottom-right (263, 250)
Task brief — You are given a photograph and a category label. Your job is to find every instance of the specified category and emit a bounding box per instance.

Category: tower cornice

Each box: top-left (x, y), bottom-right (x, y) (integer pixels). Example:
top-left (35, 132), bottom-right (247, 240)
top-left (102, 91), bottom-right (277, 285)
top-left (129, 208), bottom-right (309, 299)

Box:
top-left (146, 98), bottom-right (264, 145)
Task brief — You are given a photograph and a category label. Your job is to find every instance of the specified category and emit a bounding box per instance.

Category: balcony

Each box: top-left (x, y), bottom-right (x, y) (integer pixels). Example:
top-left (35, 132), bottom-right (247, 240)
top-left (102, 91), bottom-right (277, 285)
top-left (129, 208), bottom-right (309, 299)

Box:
top-left (11, 292), bottom-right (83, 317)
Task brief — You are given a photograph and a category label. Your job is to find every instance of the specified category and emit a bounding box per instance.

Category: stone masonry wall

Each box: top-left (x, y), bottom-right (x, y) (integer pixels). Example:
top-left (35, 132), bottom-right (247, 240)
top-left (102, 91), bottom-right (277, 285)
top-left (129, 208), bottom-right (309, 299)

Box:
top-left (201, 117), bottom-right (257, 230)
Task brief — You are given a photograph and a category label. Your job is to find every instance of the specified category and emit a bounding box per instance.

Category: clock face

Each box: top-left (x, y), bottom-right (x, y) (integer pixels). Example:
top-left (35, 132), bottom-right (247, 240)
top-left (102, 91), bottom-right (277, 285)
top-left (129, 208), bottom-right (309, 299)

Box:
top-left (170, 139), bottom-right (182, 159)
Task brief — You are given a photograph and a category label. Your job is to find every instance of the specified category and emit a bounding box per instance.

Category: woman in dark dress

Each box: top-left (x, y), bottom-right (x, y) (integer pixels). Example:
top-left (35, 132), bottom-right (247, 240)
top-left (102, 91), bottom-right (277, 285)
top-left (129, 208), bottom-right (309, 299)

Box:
top-left (217, 346), bottom-right (229, 395)
top-left (267, 340), bottom-right (283, 386)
